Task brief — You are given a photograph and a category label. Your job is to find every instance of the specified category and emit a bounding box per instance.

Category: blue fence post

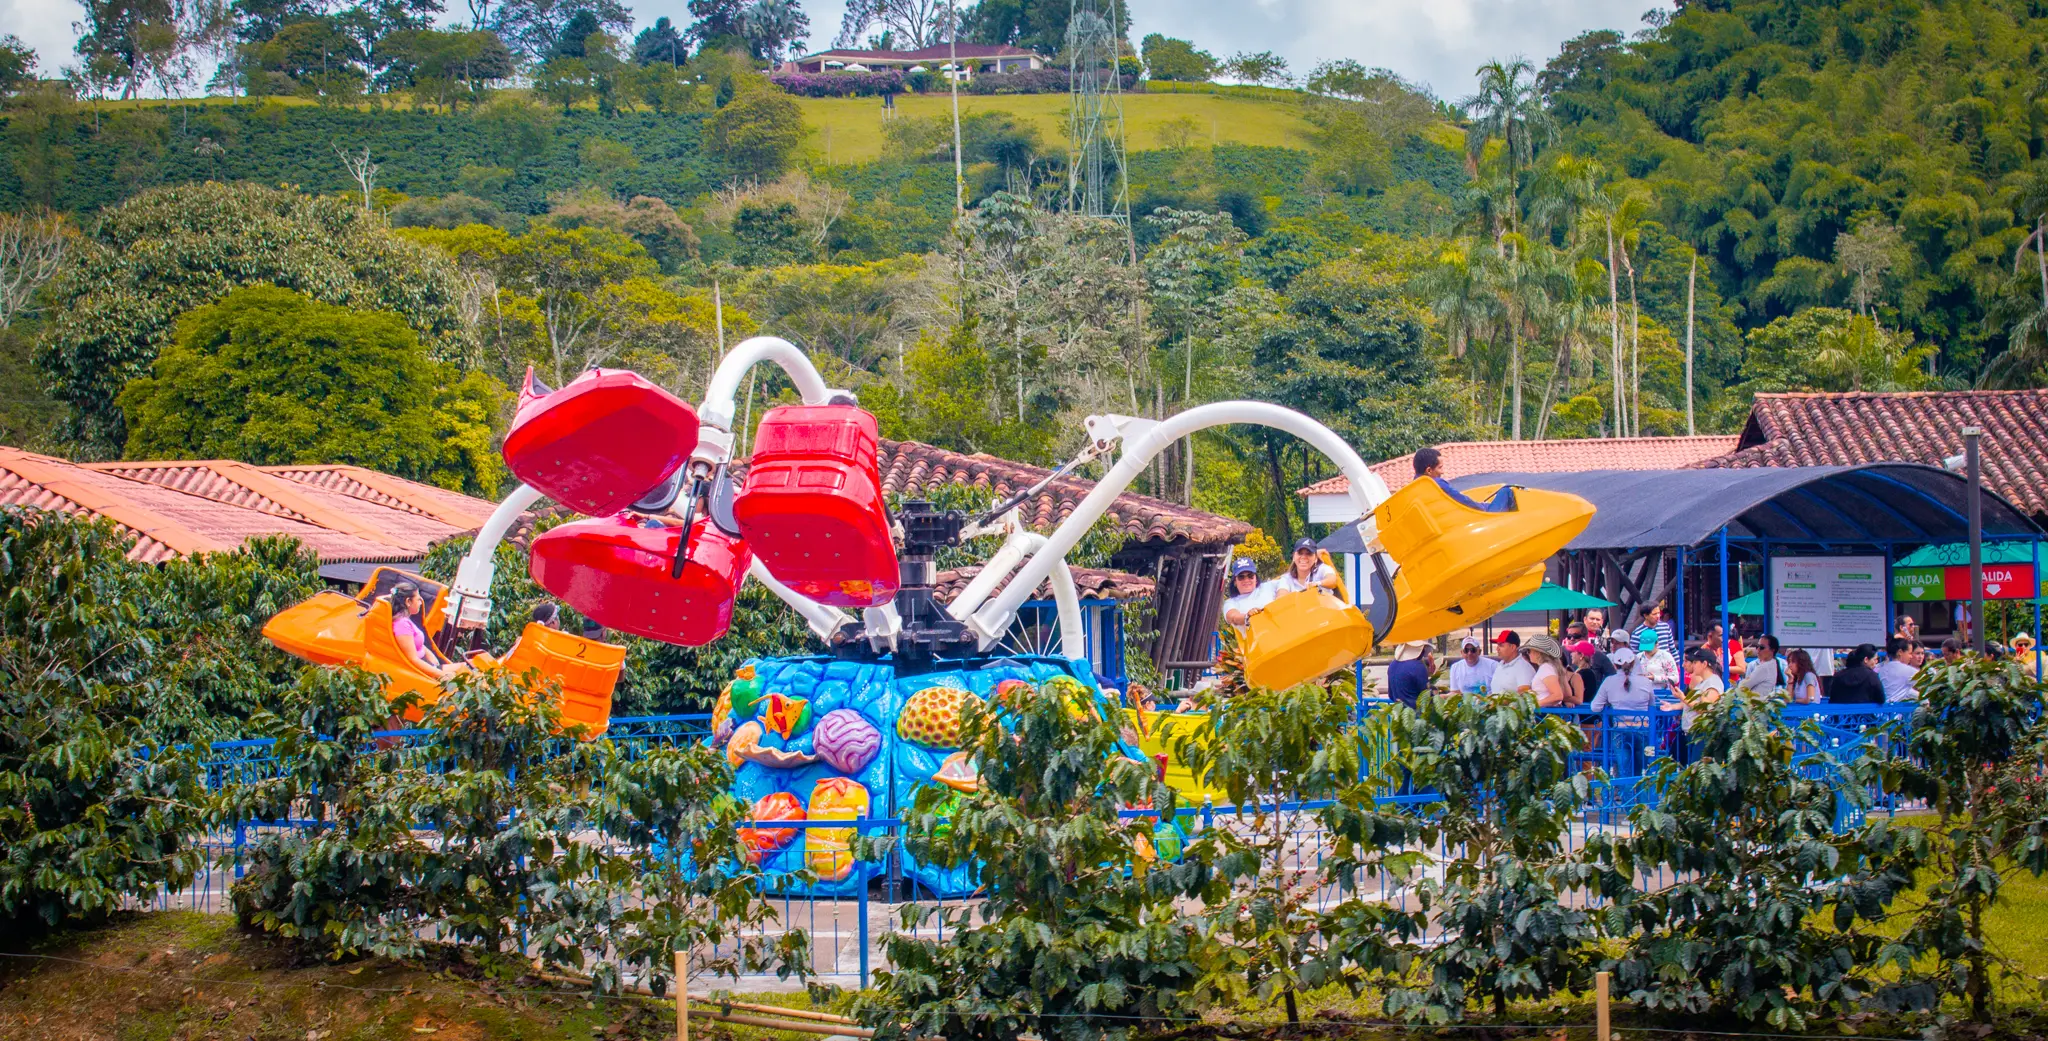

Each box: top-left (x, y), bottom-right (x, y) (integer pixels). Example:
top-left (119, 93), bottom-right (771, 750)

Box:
top-left (858, 825), bottom-right (872, 990)
top-left (233, 821), bottom-right (246, 881)
top-left (1719, 526), bottom-right (1731, 685)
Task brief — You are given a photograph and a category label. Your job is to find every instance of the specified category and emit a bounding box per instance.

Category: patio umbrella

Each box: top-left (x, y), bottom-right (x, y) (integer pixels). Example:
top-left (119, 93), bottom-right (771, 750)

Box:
top-left (1503, 582), bottom-right (1615, 612)
top-left (1716, 589), bottom-right (1765, 615)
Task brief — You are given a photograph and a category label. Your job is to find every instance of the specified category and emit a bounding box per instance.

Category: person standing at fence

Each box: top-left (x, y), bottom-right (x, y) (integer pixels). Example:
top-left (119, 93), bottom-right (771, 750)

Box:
top-left (1386, 641), bottom-right (1434, 707)
top-left (1878, 636), bottom-right (1921, 702)
top-left (1448, 634), bottom-right (1497, 695)
top-left (1939, 636), bottom-right (1967, 665)
top-left (1634, 627), bottom-right (1682, 692)
top-left (2014, 633), bottom-right (2047, 680)
top-left (1827, 644), bottom-right (1886, 704)
top-left (1487, 630), bottom-right (1535, 694)
top-left (1523, 634), bottom-right (1580, 707)
top-left (1678, 647), bottom-right (1725, 728)
top-left (1784, 648), bottom-right (1822, 703)
top-left (1736, 634), bottom-right (1784, 694)
top-left (1590, 648), bottom-right (1656, 712)
top-left (1636, 600), bottom-right (1678, 659)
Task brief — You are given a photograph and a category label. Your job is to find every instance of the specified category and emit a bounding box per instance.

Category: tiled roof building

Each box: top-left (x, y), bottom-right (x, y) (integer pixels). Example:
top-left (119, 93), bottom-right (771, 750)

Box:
top-left (0, 447), bottom-right (498, 563)
top-left (1296, 436), bottom-right (1741, 521)
top-left (1696, 390), bottom-right (2048, 521)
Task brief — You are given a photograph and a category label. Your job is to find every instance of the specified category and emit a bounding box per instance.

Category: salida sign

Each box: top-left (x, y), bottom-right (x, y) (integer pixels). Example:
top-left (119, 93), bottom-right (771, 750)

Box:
top-left (1891, 564), bottom-right (2038, 601)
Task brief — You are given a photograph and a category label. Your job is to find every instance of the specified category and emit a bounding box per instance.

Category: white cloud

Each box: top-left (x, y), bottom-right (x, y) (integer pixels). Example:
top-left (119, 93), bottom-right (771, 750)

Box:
top-left (1, 0), bottom-right (84, 75)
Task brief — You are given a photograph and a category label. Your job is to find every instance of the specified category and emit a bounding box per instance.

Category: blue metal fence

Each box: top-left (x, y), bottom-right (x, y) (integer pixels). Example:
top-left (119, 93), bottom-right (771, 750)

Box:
top-left (165, 702), bottom-right (1919, 989)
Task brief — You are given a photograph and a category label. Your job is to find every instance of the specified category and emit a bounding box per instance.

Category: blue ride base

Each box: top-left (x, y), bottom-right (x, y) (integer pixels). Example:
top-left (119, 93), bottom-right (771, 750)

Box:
top-left (718, 653), bottom-right (1101, 898)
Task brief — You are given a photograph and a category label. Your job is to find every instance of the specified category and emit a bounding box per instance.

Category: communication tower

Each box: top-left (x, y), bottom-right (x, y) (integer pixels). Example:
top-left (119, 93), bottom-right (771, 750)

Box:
top-left (1065, 0), bottom-right (1131, 226)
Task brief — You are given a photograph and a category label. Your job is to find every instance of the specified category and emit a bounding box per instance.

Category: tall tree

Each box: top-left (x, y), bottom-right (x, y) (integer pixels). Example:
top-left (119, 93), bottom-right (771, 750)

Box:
top-left (490, 0), bottom-right (630, 61)
top-left (1461, 57), bottom-right (1553, 199)
top-left (631, 14), bottom-right (684, 63)
top-left (834, 0), bottom-right (947, 49)
top-left (74, 0), bottom-right (232, 98)
top-left (739, 0), bottom-right (809, 61)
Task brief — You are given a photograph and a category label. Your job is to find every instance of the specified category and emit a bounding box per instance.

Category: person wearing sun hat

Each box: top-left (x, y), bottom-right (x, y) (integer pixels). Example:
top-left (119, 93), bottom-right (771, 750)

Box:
top-left (1520, 633), bottom-right (1580, 707)
top-left (2014, 632), bottom-right (2046, 680)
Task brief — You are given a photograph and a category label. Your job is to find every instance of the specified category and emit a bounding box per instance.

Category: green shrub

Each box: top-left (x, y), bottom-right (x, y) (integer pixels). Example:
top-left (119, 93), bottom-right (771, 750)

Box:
top-left (1607, 691), bottom-right (1903, 1027)
top-left (860, 685), bottom-right (1223, 1041)
top-left (0, 509), bottom-right (212, 930)
top-left (226, 667), bottom-right (806, 993)
top-left (1870, 658), bottom-right (2048, 1020)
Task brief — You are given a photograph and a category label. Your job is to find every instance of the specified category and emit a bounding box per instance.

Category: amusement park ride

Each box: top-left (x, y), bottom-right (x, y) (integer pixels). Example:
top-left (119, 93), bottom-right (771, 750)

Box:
top-left (263, 335), bottom-right (1594, 894)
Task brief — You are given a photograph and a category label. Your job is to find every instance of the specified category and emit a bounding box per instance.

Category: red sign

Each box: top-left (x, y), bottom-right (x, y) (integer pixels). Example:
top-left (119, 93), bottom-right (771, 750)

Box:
top-left (1941, 563), bottom-right (2037, 600)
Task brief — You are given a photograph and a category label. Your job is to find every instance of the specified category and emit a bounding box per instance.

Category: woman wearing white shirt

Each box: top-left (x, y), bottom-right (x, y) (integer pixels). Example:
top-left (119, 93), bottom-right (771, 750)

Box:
top-left (1522, 635), bottom-right (1581, 707)
top-left (1784, 648), bottom-right (1822, 704)
top-left (1270, 538), bottom-right (1340, 595)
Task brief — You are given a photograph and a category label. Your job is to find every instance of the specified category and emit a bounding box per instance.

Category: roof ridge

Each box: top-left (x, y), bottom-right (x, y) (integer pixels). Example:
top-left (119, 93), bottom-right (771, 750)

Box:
top-left (0, 448), bottom-right (232, 555)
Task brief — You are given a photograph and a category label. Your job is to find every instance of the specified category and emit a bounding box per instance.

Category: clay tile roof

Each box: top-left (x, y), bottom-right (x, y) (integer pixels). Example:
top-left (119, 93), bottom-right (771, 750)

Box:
top-left (932, 564), bottom-right (1156, 605)
top-left (1297, 436), bottom-right (1743, 498)
top-left (0, 447), bottom-right (498, 564)
top-left (1694, 390), bottom-right (2048, 519)
top-left (800, 43), bottom-right (1041, 62)
top-left (877, 439), bottom-right (1251, 547)
top-left (257, 465), bottom-right (498, 529)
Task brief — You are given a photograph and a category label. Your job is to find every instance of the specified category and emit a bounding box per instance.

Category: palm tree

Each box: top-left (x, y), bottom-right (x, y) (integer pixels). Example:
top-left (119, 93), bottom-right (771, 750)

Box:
top-left (1461, 58), bottom-right (1556, 224)
top-left (1992, 170), bottom-right (2048, 386)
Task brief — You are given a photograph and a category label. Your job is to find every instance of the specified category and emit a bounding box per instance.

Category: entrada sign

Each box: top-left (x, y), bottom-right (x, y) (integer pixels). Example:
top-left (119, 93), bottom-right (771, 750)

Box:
top-left (1891, 563), bottom-right (2039, 601)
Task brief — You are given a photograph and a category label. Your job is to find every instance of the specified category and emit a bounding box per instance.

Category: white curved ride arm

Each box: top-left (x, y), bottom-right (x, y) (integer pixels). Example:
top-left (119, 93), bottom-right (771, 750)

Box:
top-left (747, 557), bottom-right (852, 642)
top-left (942, 530), bottom-right (1089, 665)
top-left (694, 336), bottom-right (846, 467)
top-left (448, 483), bottom-right (546, 629)
top-left (967, 403), bottom-right (1388, 649)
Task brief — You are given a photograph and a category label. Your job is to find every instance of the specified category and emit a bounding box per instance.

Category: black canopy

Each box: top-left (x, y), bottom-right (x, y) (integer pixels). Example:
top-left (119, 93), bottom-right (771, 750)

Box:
top-left (1445, 463), bottom-right (2041, 550)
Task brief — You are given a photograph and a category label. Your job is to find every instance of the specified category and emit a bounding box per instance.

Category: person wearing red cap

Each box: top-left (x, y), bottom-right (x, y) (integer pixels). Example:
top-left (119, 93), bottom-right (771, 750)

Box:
top-left (1486, 629), bottom-right (1534, 694)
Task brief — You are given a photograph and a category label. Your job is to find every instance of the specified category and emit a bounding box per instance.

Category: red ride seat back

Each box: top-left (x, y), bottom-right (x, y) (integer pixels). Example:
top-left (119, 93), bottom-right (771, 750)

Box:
top-left (734, 404), bottom-right (899, 608)
top-left (528, 514), bottom-right (751, 647)
top-left (502, 369), bottom-right (699, 517)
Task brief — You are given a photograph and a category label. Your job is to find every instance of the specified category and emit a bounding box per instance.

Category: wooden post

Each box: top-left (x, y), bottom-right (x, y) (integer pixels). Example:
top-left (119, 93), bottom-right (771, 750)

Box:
top-left (1595, 970), bottom-right (1611, 1041)
top-left (675, 950), bottom-right (689, 1041)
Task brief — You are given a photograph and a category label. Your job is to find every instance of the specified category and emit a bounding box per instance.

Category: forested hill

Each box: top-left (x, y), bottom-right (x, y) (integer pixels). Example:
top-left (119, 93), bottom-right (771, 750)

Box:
top-left (1541, 0), bottom-right (2048, 378)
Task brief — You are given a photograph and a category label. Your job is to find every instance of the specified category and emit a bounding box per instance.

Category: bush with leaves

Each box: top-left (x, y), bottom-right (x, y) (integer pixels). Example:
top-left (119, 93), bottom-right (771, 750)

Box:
top-left (226, 668), bottom-right (808, 993)
top-left (1869, 658), bottom-right (2048, 1020)
top-left (1605, 691), bottom-right (1905, 1027)
top-left (1171, 680), bottom-right (1409, 1023)
top-left (1370, 690), bottom-right (1599, 1022)
top-left (0, 509), bottom-right (212, 930)
top-left (860, 685), bottom-right (1223, 1041)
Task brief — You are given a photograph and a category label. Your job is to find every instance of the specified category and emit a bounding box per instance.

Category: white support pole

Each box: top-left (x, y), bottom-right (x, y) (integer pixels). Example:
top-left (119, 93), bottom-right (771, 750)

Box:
top-left (695, 336), bottom-right (844, 466)
top-left (968, 403), bottom-right (1386, 648)
top-left (746, 557), bottom-right (851, 642)
top-left (447, 483), bottom-right (545, 629)
top-left (1048, 558), bottom-right (1086, 662)
top-left (946, 531), bottom-right (1045, 621)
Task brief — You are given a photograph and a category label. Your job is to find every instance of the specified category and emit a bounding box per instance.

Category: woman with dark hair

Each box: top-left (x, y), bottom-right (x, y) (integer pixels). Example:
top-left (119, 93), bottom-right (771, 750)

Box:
top-left (1827, 644), bottom-right (1885, 704)
top-left (1785, 648), bottom-right (1821, 704)
top-left (532, 602), bottom-right (562, 629)
top-left (391, 581), bottom-right (461, 679)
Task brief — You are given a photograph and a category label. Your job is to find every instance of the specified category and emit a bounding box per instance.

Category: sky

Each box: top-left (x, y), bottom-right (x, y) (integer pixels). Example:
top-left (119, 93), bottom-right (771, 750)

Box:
top-left (0, 0), bottom-right (1656, 101)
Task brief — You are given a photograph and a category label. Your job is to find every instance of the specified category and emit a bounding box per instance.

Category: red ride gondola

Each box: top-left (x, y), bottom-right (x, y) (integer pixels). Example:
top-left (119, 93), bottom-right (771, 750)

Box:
top-left (734, 403), bottom-right (899, 608)
top-left (502, 368), bottom-right (699, 517)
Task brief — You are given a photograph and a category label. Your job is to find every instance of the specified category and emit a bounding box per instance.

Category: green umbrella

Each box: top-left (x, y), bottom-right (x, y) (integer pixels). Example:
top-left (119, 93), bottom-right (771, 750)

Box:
top-left (1717, 589), bottom-right (1765, 615)
top-left (1504, 582), bottom-right (1615, 612)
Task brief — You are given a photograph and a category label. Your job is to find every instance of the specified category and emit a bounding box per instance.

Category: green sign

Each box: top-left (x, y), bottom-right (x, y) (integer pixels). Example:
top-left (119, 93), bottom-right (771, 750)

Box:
top-left (1893, 566), bottom-right (1946, 602)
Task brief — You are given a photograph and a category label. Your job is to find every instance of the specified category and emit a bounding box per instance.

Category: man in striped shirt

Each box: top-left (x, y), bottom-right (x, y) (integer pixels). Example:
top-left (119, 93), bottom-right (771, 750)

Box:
top-left (1635, 599), bottom-right (1678, 659)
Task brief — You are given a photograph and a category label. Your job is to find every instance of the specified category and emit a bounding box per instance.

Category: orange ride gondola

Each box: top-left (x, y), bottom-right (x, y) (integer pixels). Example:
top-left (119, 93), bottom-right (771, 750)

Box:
top-left (262, 566), bottom-right (624, 735)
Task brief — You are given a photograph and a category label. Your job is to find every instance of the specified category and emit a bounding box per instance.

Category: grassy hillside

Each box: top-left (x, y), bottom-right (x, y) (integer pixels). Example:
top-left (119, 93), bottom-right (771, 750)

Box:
top-left (796, 91), bottom-right (1317, 164)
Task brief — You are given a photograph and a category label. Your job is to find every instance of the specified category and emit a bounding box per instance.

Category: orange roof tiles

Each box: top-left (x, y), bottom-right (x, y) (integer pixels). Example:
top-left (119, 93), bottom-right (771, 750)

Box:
top-left (1698, 390), bottom-right (2048, 519)
top-left (877, 439), bottom-right (1251, 547)
top-left (0, 447), bottom-right (500, 564)
top-left (1297, 436), bottom-right (1743, 498)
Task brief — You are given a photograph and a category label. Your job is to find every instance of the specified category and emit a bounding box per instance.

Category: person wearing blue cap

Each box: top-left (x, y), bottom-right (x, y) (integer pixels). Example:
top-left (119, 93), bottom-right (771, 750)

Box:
top-left (1222, 557), bottom-right (1276, 627)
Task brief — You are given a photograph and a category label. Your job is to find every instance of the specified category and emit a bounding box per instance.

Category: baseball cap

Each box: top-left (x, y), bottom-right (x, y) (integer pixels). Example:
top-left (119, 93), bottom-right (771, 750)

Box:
top-left (1231, 559), bottom-right (1258, 576)
top-left (1293, 537), bottom-right (1318, 553)
top-left (1636, 628), bottom-right (1659, 652)
top-left (1492, 629), bottom-right (1520, 646)
top-left (1459, 635), bottom-right (1481, 650)
top-left (1605, 628), bottom-right (1631, 643)
top-left (1611, 647), bottom-right (1637, 666)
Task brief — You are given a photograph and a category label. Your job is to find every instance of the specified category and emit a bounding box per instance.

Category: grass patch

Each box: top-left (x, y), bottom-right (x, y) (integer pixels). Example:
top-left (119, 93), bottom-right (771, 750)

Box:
top-left (0, 911), bottom-right (838, 1041)
top-left (794, 92), bottom-right (1317, 164)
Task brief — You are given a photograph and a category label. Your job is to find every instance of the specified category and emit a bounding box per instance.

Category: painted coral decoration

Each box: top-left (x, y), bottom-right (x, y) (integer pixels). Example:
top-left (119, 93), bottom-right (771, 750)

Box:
top-left (896, 685), bottom-right (979, 748)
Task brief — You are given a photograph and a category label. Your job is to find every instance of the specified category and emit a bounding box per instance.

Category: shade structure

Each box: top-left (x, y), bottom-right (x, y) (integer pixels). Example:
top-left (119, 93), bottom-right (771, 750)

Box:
top-left (1505, 581), bottom-right (1615, 612)
top-left (1894, 541), bottom-right (2042, 566)
top-left (1450, 463), bottom-right (2040, 549)
top-left (1717, 589), bottom-right (1765, 615)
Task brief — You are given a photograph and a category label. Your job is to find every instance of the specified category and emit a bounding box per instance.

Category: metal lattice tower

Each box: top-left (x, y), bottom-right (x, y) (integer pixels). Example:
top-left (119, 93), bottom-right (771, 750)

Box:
top-left (1065, 0), bottom-right (1130, 224)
